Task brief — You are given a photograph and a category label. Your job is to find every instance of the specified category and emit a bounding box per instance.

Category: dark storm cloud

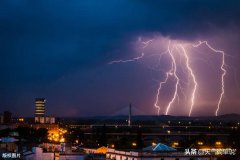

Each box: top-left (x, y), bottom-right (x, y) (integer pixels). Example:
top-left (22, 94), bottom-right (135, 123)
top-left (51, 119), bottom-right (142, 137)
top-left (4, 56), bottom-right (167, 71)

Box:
top-left (0, 0), bottom-right (239, 116)
top-left (1, 0), bottom-right (239, 82)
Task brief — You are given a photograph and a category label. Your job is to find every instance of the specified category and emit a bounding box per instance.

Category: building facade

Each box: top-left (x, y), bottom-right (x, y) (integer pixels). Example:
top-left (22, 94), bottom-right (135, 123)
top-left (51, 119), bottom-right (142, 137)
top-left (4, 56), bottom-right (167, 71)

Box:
top-left (23, 147), bottom-right (85, 160)
top-left (106, 149), bottom-right (217, 160)
top-left (35, 98), bottom-right (46, 117)
top-left (35, 98), bottom-right (46, 123)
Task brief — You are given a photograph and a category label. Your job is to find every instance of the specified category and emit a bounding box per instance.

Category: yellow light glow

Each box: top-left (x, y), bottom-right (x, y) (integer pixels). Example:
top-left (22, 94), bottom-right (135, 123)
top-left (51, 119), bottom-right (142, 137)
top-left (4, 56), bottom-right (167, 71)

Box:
top-left (152, 142), bottom-right (156, 146)
top-left (60, 138), bottom-right (65, 143)
top-left (215, 141), bottom-right (222, 146)
top-left (198, 141), bottom-right (204, 145)
top-left (48, 128), bottom-right (67, 143)
top-left (18, 118), bottom-right (24, 122)
top-left (173, 142), bottom-right (179, 146)
top-left (132, 142), bottom-right (137, 146)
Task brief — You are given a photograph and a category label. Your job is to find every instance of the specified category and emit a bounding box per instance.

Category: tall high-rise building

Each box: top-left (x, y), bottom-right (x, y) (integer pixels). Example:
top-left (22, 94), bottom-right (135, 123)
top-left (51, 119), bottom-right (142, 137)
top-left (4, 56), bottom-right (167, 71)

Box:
top-left (35, 98), bottom-right (46, 123)
top-left (34, 98), bottom-right (55, 124)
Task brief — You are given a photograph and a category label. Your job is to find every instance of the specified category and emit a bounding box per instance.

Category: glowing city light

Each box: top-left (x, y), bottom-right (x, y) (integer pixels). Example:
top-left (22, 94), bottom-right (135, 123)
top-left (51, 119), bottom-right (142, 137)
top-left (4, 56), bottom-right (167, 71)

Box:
top-left (215, 141), bottom-right (222, 146)
top-left (132, 142), bottom-right (137, 146)
top-left (198, 141), bottom-right (204, 145)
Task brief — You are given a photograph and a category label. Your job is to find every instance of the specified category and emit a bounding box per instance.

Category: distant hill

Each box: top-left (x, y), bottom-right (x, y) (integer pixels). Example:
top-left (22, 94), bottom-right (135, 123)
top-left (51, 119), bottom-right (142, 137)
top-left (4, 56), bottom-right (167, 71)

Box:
top-left (59, 113), bottom-right (240, 124)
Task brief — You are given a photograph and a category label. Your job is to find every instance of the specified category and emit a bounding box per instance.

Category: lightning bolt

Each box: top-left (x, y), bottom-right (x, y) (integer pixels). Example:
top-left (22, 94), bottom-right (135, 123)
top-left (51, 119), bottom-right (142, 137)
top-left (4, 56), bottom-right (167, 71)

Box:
top-left (108, 39), bottom-right (153, 65)
top-left (154, 62), bottom-right (173, 115)
top-left (178, 44), bottom-right (197, 117)
top-left (108, 52), bottom-right (145, 64)
top-left (164, 42), bottom-right (180, 115)
top-left (192, 41), bottom-right (226, 116)
top-left (109, 38), bottom-right (227, 117)
top-left (142, 39), bottom-right (153, 48)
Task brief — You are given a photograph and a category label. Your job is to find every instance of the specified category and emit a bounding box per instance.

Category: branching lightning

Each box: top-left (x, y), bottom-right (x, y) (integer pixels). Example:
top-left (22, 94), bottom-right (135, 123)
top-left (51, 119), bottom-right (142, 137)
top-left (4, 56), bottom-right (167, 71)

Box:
top-left (178, 44), bottom-right (197, 117)
top-left (108, 39), bottom-right (153, 65)
top-left (164, 42), bottom-right (180, 115)
top-left (108, 53), bottom-right (145, 64)
top-left (108, 38), bottom-right (227, 116)
top-left (192, 41), bottom-right (226, 116)
top-left (154, 61), bottom-right (174, 115)
top-left (142, 39), bottom-right (153, 48)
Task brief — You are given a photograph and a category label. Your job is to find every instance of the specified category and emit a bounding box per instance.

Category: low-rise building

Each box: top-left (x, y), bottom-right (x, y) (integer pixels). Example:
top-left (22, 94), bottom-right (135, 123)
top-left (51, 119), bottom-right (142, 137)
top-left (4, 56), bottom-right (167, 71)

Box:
top-left (107, 149), bottom-right (217, 160)
top-left (106, 143), bottom-right (218, 160)
top-left (23, 147), bottom-right (86, 160)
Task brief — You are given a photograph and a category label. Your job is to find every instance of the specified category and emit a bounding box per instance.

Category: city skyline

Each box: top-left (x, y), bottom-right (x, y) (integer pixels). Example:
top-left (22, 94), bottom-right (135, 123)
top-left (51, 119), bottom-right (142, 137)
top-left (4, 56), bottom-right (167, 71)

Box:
top-left (0, 1), bottom-right (240, 117)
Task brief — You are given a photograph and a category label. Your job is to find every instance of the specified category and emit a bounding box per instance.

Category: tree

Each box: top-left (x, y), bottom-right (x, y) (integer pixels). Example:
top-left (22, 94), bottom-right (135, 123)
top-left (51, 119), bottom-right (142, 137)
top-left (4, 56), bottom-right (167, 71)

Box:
top-left (99, 124), bottom-right (107, 146)
top-left (36, 128), bottom-right (48, 143)
top-left (136, 128), bottom-right (144, 149)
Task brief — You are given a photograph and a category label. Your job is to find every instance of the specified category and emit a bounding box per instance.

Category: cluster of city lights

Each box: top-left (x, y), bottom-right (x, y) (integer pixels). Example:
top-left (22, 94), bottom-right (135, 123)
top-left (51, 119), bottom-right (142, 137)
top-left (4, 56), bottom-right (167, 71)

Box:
top-left (48, 128), bottom-right (67, 143)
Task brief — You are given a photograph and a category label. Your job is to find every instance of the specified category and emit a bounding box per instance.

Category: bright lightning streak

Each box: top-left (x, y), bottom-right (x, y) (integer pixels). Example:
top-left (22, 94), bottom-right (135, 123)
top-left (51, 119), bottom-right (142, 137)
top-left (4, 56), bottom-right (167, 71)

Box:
top-left (109, 37), bottom-right (227, 117)
top-left (154, 63), bottom-right (173, 115)
top-left (192, 41), bottom-right (226, 116)
top-left (142, 39), bottom-right (153, 48)
top-left (108, 39), bottom-right (153, 65)
top-left (178, 44), bottom-right (197, 117)
top-left (165, 42), bottom-right (180, 115)
top-left (108, 53), bottom-right (145, 64)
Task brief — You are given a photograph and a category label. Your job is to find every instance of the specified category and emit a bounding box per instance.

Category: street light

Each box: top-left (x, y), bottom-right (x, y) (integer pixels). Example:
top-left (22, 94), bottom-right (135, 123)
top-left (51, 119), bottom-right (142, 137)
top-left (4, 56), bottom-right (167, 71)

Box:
top-left (215, 141), bottom-right (222, 146)
top-left (197, 141), bottom-right (204, 146)
top-left (152, 142), bottom-right (156, 146)
top-left (132, 142), bottom-right (137, 147)
top-left (75, 139), bottom-right (79, 144)
top-left (172, 142), bottom-right (179, 147)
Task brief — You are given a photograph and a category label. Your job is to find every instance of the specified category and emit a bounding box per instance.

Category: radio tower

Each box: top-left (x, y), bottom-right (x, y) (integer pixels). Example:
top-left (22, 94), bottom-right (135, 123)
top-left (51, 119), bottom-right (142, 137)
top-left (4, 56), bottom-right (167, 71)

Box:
top-left (128, 103), bottom-right (132, 127)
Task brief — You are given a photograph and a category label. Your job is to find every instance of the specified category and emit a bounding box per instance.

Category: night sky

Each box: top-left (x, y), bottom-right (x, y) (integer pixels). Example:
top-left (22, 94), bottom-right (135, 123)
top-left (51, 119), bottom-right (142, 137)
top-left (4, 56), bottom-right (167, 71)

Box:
top-left (0, 0), bottom-right (240, 117)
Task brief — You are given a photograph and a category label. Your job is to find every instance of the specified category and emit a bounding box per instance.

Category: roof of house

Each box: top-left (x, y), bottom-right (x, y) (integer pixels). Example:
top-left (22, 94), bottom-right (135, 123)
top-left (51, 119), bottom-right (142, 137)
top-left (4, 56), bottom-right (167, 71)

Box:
top-left (143, 143), bottom-right (177, 152)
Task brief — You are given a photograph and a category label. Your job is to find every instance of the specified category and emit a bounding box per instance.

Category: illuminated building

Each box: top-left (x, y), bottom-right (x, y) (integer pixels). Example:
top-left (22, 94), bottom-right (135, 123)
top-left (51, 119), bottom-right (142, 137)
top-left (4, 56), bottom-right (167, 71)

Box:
top-left (35, 98), bottom-right (46, 116)
top-left (45, 116), bottom-right (55, 124)
top-left (34, 98), bottom-right (55, 124)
